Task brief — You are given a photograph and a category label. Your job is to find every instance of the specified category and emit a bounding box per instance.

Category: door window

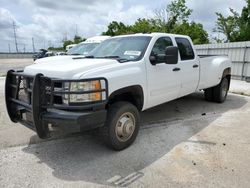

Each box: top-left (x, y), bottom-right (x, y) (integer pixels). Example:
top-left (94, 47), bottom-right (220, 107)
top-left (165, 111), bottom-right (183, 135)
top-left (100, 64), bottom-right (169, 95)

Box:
top-left (151, 37), bottom-right (173, 56)
top-left (175, 37), bottom-right (195, 60)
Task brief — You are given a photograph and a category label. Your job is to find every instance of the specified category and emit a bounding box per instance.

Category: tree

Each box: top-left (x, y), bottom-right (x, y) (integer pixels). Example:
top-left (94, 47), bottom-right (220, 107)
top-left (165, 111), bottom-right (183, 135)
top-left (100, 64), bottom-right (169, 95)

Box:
top-left (155, 0), bottom-right (192, 32)
top-left (214, 0), bottom-right (250, 42)
top-left (102, 0), bottom-right (209, 44)
top-left (214, 9), bottom-right (239, 42)
top-left (62, 35), bottom-right (86, 50)
top-left (63, 40), bottom-right (74, 50)
top-left (237, 0), bottom-right (250, 41)
top-left (74, 35), bottom-right (86, 44)
top-left (173, 22), bottom-right (209, 44)
top-left (102, 21), bottom-right (130, 36)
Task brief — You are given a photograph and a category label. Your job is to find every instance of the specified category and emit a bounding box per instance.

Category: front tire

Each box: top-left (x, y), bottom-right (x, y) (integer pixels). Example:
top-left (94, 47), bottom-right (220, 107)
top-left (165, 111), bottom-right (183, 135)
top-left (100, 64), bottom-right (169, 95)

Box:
top-left (204, 88), bottom-right (213, 101)
top-left (103, 102), bottom-right (140, 151)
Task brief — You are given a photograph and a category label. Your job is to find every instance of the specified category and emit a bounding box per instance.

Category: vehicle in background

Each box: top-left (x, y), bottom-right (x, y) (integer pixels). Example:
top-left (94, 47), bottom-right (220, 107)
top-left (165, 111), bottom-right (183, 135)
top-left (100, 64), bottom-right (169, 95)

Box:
top-left (33, 50), bottom-right (56, 61)
top-left (33, 49), bottom-right (47, 61)
top-left (44, 51), bottom-right (55, 57)
top-left (65, 44), bottom-right (76, 51)
top-left (67, 36), bottom-right (110, 55)
top-left (5, 33), bottom-right (232, 151)
top-left (34, 35), bottom-right (110, 64)
top-left (56, 52), bottom-right (67, 56)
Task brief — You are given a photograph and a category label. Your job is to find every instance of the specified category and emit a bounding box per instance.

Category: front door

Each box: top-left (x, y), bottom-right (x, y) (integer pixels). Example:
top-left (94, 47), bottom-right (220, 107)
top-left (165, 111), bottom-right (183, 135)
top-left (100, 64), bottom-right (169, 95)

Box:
top-left (145, 36), bottom-right (181, 109)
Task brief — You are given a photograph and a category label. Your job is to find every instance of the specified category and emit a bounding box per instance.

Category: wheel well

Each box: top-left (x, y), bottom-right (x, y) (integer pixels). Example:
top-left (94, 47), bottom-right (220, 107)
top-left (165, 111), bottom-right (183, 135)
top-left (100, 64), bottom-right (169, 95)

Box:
top-left (107, 85), bottom-right (144, 111)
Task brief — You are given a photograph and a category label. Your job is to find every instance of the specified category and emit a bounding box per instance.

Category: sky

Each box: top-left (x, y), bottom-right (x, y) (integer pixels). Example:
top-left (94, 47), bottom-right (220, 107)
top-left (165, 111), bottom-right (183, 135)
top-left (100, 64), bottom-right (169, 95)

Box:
top-left (0, 0), bottom-right (246, 52)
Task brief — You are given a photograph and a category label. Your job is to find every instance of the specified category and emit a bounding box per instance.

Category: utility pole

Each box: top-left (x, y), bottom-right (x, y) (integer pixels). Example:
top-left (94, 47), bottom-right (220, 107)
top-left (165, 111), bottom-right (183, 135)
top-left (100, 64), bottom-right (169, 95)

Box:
top-left (13, 21), bottom-right (18, 52)
top-left (75, 24), bottom-right (78, 36)
top-left (23, 44), bottom-right (26, 53)
top-left (8, 44), bottom-right (11, 53)
top-left (32, 37), bottom-right (35, 53)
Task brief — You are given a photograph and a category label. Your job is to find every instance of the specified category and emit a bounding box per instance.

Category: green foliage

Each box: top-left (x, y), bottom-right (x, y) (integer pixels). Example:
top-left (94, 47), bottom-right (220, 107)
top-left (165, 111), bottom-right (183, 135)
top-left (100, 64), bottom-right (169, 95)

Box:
top-left (166, 0), bottom-right (192, 31)
top-left (214, 9), bottom-right (239, 42)
top-left (74, 35), bottom-right (86, 44)
top-left (238, 0), bottom-right (250, 41)
top-left (48, 46), bottom-right (64, 51)
top-left (215, 0), bottom-right (250, 42)
top-left (62, 35), bottom-right (86, 50)
top-left (173, 22), bottom-right (209, 44)
top-left (63, 40), bottom-right (74, 50)
top-left (102, 0), bottom-right (208, 44)
top-left (102, 21), bottom-right (130, 36)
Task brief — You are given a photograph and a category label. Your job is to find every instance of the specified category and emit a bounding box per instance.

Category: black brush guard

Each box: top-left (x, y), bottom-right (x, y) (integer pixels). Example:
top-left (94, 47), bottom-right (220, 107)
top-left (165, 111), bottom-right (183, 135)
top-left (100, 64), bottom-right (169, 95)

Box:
top-left (5, 70), bottom-right (108, 138)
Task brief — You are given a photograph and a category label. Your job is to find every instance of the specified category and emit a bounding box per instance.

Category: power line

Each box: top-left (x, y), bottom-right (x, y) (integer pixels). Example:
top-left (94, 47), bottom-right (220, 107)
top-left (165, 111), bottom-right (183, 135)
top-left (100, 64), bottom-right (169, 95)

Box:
top-left (13, 21), bottom-right (18, 52)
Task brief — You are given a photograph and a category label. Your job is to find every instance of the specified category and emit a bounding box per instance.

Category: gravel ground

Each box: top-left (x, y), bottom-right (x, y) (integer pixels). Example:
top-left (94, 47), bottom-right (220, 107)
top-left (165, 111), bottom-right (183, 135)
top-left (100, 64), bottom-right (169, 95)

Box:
top-left (0, 58), bottom-right (33, 76)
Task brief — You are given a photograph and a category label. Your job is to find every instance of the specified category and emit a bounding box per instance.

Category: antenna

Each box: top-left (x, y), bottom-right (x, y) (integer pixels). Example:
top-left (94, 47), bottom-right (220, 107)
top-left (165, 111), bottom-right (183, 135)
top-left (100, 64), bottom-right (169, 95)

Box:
top-left (13, 21), bottom-right (18, 52)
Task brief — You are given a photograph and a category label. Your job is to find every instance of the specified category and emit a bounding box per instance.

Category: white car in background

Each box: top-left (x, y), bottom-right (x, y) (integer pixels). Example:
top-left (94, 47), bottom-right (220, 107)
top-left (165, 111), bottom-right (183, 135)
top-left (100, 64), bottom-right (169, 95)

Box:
top-left (65, 44), bottom-right (76, 51)
top-left (67, 36), bottom-right (110, 56)
top-left (35, 35), bottom-right (110, 63)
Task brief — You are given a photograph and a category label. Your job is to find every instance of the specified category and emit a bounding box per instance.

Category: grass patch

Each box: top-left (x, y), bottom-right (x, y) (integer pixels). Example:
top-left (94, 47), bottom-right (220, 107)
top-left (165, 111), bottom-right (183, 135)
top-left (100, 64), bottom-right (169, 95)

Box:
top-left (0, 73), bottom-right (6, 77)
top-left (230, 91), bottom-right (250, 97)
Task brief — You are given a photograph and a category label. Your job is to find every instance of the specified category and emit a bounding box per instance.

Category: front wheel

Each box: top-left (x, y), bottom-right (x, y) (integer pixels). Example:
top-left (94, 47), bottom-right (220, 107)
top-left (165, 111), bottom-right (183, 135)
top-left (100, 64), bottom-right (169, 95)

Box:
top-left (102, 102), bottom-right (140, 151)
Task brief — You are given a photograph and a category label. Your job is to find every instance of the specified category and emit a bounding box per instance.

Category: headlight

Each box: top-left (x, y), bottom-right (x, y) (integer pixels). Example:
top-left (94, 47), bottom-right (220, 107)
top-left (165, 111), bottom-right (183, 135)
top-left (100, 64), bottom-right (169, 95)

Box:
top-left (63, 80), bottom-right (104, 104)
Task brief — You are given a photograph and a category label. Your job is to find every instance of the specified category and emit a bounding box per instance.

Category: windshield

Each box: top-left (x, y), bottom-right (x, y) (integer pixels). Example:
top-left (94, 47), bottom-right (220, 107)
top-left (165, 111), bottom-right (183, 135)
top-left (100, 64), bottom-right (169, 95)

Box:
top-left (88, 36), bottom-right (152, 61)
top-left (67, 43), bottom-right (99, 55)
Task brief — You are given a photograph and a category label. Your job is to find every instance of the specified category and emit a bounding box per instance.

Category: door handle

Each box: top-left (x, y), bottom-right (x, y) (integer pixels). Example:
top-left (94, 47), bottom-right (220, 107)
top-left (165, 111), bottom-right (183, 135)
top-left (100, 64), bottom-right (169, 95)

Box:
top-left (193, 64), bottom-right (199, 68)
top-left (172, 67), bottom-right (181, 72)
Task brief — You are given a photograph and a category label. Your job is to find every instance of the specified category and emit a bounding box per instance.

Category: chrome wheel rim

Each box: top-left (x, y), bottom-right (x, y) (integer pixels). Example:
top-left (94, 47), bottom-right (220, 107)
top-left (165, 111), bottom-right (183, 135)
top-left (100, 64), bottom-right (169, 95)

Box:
top-left (115, 112), bottom-right (136, 142)
top-left (221, 79), bottom-right (228, 98)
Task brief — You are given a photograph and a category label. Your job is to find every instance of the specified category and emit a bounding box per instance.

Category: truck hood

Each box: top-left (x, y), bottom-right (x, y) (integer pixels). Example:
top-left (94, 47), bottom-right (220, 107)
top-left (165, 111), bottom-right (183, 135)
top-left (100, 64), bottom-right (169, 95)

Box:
top-left (24, 57), bottom-right (118, 79)
top-left (34, 55), bottom-right (83, 63)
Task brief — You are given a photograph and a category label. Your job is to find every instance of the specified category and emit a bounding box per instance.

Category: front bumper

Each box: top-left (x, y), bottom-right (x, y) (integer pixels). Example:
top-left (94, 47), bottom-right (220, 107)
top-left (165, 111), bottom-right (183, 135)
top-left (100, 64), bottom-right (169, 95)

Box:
top-left (5, 70), bottom-right (108, 138)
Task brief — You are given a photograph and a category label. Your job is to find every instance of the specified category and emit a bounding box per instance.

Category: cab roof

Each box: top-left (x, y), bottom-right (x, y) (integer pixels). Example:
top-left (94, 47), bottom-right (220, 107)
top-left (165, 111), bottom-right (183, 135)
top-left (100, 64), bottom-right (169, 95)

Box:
top-left (111, 32), bottom-right (190, 39)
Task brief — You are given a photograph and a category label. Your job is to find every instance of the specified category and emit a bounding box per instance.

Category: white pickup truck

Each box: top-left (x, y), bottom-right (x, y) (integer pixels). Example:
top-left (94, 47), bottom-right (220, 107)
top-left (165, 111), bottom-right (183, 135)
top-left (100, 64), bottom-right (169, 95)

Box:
top-left (5, 33), bottom-right (231, 150)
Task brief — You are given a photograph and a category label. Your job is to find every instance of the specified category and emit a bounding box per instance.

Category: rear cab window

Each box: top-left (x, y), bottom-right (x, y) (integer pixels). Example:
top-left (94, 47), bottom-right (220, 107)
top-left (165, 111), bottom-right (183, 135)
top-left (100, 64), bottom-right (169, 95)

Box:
top-left (175, 37), bottom-right (195, 61)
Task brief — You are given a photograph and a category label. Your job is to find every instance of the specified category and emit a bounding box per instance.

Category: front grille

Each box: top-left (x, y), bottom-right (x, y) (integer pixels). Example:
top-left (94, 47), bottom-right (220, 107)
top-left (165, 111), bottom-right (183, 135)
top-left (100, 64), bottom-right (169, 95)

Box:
top-left (40, 77), bottom-right (52, 106)
top-left (6, 71), bottom-right (108, 112)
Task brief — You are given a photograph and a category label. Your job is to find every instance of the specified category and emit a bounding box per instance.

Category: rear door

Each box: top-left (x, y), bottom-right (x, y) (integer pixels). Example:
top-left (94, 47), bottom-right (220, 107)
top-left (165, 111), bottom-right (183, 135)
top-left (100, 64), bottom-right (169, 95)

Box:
top-left (175, 37), bottom-right (199, 97)
top-left (145, 36), bottom-right (181, 108)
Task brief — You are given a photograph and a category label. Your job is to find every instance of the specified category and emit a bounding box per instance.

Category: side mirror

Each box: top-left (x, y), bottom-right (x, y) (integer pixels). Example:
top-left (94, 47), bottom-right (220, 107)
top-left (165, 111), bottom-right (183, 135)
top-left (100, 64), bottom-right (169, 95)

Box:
top-left (165, 46), bottom-right (178, 64)
top-left (149, 54), bottom-right (166, 65)
top-left (149, 55), bottom-right (157, 65)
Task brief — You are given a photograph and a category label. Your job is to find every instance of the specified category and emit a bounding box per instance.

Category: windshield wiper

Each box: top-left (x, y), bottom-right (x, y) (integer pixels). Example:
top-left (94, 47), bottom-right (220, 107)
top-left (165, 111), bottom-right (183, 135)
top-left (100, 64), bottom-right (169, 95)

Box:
top-left (85, 55), bottom-right (95, 58)
top-left (102, 56), bottom-right (120, 58)
top-left (69, 53), bottom-right (81, 55)
top-left (73, 55), bottom-right (95, 60)
top-left (98, 56), bottom-right (130, 63)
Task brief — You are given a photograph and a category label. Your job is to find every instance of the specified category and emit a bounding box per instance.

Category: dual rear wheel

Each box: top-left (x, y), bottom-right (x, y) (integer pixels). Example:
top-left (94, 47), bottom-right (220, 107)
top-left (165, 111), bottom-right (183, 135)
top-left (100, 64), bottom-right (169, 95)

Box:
top-left (204, 77), bottom-right (229, 103)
